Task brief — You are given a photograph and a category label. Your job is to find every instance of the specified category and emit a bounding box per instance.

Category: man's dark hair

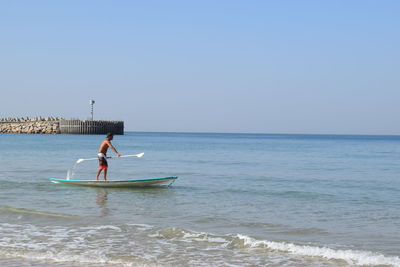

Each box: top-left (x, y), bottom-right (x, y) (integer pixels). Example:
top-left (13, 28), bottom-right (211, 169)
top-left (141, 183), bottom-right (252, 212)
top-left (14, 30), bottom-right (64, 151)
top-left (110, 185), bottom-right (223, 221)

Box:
top-left (106, 133), bottom-right (114, 139)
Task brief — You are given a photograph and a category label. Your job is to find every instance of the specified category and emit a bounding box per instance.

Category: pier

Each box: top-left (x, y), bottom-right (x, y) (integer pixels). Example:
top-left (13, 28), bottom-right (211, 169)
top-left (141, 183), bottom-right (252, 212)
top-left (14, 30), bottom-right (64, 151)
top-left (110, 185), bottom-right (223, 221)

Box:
top-left (59, 120), bottom-right (124, 135)
top-left (0, 117), bottom-right (124, 135)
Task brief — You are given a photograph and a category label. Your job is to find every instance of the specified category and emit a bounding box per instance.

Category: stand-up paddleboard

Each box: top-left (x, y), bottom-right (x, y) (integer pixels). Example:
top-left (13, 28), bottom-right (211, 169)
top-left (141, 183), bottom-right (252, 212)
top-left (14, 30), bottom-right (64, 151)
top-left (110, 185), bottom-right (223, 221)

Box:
top-left (50, 177), bottom-right (177, 188)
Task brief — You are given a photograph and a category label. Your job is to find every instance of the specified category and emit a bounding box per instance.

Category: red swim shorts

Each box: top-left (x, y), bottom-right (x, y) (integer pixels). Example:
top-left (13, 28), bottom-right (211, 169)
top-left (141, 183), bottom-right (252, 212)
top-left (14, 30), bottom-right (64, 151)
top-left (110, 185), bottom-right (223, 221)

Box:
top-left (98, 154), bottom-right (108, 169)
top-left (99, 163), bottom-right (108, 170)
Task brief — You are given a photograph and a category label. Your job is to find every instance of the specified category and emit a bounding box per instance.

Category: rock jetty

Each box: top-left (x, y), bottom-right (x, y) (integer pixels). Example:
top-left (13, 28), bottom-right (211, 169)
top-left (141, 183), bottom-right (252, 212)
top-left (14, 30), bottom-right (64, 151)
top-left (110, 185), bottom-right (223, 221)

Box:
top-left (0, 117), bottom-right (63, 134)
top-left (0, 117), bottom-right (124, 135)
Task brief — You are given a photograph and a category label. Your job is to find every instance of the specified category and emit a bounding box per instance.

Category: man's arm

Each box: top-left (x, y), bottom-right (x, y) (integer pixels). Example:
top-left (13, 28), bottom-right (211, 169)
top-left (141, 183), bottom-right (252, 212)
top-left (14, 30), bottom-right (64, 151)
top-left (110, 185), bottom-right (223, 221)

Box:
top-left (106, 140), bottom-right (121, 157)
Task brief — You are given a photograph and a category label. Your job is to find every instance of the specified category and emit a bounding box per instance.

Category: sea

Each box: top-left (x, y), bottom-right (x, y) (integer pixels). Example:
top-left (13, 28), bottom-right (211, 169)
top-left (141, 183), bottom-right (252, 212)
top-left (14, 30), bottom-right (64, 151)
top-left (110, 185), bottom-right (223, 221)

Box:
top-left (0, 132), bottom-right (399, 267)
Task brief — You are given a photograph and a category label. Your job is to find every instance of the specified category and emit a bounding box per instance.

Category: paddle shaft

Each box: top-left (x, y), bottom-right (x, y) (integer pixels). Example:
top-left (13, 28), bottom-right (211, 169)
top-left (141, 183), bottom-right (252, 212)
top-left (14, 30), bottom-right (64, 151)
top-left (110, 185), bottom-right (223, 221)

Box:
top-left (77, 153), bottom-right (144, 164)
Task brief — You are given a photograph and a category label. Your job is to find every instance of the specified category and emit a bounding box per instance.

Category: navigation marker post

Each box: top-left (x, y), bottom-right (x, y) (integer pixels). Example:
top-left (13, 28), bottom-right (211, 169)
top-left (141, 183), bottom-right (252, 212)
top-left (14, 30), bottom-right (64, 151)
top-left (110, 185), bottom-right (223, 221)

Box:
top-left (90, 100), bottom-right (95, 120)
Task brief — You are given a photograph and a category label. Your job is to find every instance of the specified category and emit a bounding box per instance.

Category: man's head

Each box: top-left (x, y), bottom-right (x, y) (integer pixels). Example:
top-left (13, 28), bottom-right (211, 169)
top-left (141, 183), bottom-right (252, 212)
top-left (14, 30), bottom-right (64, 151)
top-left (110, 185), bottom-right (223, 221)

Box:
top-left (106, 133), bottom-right (114, 140)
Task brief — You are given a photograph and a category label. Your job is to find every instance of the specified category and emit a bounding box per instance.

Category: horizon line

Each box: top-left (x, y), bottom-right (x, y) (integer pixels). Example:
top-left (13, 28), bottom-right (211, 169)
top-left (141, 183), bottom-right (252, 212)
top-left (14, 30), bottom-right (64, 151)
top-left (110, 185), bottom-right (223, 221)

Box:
top-left (123, 130), bottom-right (400, 137)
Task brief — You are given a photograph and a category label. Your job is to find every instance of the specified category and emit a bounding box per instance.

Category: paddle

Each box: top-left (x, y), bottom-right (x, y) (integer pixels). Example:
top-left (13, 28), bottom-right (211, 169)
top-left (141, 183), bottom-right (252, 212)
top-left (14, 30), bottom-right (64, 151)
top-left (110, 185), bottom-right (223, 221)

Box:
top-left (76, 152), bottom-right (144, 164)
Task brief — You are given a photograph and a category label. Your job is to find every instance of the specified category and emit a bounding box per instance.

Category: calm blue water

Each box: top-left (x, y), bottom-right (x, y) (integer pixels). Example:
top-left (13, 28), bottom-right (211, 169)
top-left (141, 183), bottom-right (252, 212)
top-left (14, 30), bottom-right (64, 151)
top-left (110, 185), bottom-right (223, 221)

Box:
top-left (0, 132), bottom-right (399, 266)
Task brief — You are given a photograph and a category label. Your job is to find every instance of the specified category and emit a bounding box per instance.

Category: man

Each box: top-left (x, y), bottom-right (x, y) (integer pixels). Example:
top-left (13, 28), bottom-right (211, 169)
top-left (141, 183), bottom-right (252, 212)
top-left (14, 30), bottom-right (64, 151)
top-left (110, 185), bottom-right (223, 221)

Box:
top-left (96, 133), bottom-right (121, 181)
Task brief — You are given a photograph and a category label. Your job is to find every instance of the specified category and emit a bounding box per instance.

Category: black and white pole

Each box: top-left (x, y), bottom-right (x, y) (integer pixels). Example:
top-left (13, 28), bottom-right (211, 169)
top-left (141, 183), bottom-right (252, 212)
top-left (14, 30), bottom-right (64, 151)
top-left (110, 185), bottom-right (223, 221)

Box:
top-left (90, 100), bottom-right (95, 120)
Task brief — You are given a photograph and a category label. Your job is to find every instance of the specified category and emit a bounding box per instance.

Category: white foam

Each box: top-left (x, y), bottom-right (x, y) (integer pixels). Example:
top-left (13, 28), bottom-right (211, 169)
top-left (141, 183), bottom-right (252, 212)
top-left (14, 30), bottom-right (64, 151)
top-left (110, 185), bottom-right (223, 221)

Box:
top-left (0, 248), bottom-right (162, 267)
top-left (152, 227), bottom-right (226, 243)
top-left (80, 225), bottom-right (123, 232)
top-left (153, 227), bottom-right (400, 266)
top-left (1, 222), bottom-right (399, 267)
top-left (127, 223), bottom-right (155, 230)
top-left (235, 234), bottom-right (400, 266)
top-left (0, 223), bottom-right (161, 267)
top-left (182, 231), bottom-right (228, 244)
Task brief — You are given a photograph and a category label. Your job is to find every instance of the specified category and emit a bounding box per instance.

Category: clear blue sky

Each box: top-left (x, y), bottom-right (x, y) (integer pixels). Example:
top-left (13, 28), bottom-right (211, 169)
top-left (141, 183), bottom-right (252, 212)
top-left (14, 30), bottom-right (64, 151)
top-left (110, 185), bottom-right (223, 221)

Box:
top-left (0, 0), bottom-right (399, 134)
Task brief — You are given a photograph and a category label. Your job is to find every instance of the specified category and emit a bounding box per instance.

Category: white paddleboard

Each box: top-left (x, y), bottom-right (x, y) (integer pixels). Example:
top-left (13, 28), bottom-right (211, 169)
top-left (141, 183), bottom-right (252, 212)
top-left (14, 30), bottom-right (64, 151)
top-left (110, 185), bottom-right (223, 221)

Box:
top-left (50, 177), bottom-right (177, 188)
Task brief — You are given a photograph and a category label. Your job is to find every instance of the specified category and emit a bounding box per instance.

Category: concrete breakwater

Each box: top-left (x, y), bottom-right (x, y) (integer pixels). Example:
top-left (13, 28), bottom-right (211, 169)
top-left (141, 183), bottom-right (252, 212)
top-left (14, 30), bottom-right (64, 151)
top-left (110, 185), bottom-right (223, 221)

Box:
top-left (0, 117), bottom-right (62, 134)
top-left (0, 117), bottom-right (124, 135)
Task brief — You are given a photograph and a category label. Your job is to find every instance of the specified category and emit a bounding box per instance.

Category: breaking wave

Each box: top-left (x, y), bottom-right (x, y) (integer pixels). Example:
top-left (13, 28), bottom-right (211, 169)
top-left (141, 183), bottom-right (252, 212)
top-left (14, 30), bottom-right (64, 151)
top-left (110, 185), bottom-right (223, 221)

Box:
top-left (154, 227), bottom-right (400, 267)
top-left (0, 223), bottom-right (398, 267)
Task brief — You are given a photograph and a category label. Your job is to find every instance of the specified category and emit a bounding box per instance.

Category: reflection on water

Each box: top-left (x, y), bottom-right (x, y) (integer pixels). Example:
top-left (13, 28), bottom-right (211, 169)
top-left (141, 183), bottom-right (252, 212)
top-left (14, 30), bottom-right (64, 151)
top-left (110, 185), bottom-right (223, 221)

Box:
top-left (96, 189), bottom-right (109, 217)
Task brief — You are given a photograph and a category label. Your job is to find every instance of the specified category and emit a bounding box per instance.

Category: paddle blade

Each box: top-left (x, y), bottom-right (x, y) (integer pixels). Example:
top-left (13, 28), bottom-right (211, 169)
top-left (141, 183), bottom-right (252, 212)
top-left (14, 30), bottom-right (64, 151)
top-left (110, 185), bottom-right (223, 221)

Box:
top-left (76, 159), bottom-right (85, 164)
top-left (137, 152), bottom-right (144, 158)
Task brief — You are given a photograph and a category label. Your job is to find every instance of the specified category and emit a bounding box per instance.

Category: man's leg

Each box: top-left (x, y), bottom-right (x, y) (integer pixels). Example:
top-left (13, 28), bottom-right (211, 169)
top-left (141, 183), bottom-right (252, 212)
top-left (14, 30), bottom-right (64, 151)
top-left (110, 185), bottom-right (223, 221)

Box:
top-left (96, 168), bottom-right (103, 180)
top-left (103, 168), bottom-right (108, 181)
